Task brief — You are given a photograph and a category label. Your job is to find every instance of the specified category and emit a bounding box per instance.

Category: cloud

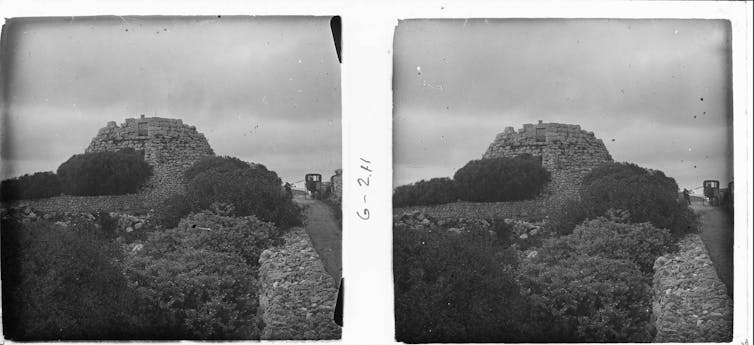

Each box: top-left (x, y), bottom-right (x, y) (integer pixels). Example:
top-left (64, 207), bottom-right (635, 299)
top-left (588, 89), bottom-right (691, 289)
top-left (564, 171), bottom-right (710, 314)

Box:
top-left (2, 16), bottom-right (341, 183)
top-left (394, 19), bottom-right (732, 191)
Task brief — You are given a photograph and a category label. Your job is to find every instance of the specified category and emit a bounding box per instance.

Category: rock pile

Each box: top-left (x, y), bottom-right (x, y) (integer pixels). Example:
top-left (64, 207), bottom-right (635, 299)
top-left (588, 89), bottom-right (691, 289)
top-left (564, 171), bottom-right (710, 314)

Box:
top-left (652, 234), bottom-right (732, 342)
top-left (86, 116), bottom-right (214, 205)
top-left (483, 121), bottom-right (613, 197)
top-left (257, 228), bottom-right (341, 340)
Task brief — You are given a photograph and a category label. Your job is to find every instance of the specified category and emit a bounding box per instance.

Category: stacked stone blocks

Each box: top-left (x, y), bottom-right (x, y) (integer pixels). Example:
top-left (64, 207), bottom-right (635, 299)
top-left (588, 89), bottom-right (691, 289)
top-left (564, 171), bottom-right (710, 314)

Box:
top-left (483, 121), bottom-right (613, 198)
top-left (86, 115), bottom-right (214, 206)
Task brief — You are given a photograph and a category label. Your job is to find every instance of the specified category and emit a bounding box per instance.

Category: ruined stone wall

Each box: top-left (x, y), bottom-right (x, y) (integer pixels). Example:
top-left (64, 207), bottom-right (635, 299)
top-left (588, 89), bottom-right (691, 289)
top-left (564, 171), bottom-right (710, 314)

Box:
top-left (483, 121), bottom-right (612, 198)
top-left (86, 116), bottom-right (214, 205)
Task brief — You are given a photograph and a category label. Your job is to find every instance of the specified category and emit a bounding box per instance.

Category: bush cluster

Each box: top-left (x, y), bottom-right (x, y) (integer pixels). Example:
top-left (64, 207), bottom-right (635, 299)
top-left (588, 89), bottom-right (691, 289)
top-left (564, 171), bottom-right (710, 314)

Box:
top-left (393, 224), bottom-right (526, 343)
top-left (152, 193), bottom-right (197, 228)
top-left (392, 177), bottom-right (458, 208)
top-left (454, 157), bottom-right (550, 202)
top-left (125, 210), bottom-right (279, 339)
top-left (580, 163), bottom-right (695, 236)
top-left (515, 216), bottom-right (672, 341)
top-left (567, 216), bottom-right (673, 273)
top-left (1, 171), bottom-right (62, 202)
top-left (56, 149), bottom-right (153, 196)
top-left (518, 254), bottom-right (653, 342)
top-left (1, 218), bottom-right (141, 340)
top-left (546, 162), bottom-right (697, 236)
top-left (153, 156), bottom-right (301, 229)
top-left (393, 156), bottom-right (550, 207)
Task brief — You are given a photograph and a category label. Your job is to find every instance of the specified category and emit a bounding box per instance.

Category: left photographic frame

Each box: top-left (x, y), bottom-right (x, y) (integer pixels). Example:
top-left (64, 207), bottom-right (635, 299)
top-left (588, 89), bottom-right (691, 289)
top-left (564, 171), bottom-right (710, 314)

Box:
top-left (0, 15), bottom-right (342, 341)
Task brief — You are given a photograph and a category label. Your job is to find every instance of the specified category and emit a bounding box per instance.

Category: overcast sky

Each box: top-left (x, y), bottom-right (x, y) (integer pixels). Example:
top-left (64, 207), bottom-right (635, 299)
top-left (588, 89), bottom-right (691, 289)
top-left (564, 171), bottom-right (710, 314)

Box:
top-left (1, 16), bottom-right (341, 186)
top-left (394, 19), bottom-right (733, 193)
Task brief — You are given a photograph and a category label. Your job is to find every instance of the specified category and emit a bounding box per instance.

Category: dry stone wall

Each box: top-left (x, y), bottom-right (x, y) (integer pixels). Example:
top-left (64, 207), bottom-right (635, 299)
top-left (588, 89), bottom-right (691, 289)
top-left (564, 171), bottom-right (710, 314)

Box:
top-left (86, 116), bottom-right (214, 205)
top-left (257, 228), bottom-right (341, 340)
top-left (4, 194), bottom-right (146, 214)
top-left (652, 234), bottom-right (733, 342)
top-left (483, 121), bottom-right (612, 198)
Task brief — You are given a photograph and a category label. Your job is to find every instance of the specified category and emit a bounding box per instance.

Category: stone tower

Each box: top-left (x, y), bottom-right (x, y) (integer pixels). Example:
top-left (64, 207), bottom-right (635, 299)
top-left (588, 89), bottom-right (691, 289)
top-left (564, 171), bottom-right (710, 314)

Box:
top-left (483, 121), bottom-right (613, 197)
top-left (86, 115), bottom-right (214, 203)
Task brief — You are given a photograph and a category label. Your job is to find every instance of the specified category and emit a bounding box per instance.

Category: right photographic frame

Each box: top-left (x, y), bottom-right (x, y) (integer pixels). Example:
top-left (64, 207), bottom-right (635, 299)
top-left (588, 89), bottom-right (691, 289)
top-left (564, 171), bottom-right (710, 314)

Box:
top-left (392, 19), bottom-right (733, 343)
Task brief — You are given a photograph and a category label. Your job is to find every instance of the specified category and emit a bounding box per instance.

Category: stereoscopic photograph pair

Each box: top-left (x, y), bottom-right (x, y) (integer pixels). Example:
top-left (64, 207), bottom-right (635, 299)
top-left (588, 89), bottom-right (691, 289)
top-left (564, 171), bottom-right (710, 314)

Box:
top-left (1, 15), bottom-right (737, 343)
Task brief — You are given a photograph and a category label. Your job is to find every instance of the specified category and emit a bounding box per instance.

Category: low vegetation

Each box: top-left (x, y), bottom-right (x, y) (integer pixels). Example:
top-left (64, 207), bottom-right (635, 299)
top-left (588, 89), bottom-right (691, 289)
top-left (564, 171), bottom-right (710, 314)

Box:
top-left (125, 208), bottom-right (280, 339)
top-left (394, 221), bottom-right (527, 342)
top-left (1, 217), bottom-right (141, 340)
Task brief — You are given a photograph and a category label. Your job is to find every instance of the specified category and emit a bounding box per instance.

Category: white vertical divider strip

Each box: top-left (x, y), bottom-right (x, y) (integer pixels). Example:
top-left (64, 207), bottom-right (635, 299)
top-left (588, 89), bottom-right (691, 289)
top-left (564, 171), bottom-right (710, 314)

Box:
top-left (341, 9), bottom-right (396, 344)
top-left (732, 3), bottom-right (754, 341)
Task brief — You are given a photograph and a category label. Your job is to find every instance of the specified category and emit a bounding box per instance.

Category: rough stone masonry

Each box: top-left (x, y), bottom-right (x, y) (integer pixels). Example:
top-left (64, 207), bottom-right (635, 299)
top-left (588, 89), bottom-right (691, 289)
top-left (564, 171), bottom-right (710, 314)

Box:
top-left (86, 115), bottom-right (214, 205)
top-left (483, 121), bottom-right (613, 198)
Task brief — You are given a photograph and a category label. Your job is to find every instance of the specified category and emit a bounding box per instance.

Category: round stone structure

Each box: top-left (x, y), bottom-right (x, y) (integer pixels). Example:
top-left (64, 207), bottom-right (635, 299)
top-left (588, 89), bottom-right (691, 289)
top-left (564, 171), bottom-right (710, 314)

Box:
top-left (483, 121), bottom-right (613, 197)
top-left (86, 115), bottom-right (214, 204)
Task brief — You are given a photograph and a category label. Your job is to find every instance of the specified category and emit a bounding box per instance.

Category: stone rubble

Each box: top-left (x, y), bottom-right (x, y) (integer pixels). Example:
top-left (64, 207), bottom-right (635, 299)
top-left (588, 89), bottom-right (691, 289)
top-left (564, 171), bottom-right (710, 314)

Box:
top-left (1, 205), bottom-right (150, 237)
top-left (652, 234), bottom-right (733, 342)
top-left (394, 210), bottom-right (546, 244)
top-left (257, 228), bottom-right (341, 340)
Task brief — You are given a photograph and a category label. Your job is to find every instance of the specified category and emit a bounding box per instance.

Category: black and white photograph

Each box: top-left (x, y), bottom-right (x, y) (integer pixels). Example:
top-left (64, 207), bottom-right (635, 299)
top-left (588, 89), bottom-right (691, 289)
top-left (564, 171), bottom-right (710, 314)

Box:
top-left (1, 16), bottom-right (341, 340)
top-left (393, 19), bottom-right (734, 343)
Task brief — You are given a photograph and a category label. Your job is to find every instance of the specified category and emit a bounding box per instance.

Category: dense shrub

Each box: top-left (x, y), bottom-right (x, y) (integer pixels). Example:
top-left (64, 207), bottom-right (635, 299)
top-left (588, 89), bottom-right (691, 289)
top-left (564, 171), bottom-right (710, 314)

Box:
top-left (393, 224), bottom-right (527, 343)
top-left (393, 177), bottom-right (458, 207)
top-left (580, 162), bottom-right (697, 237)
top-left (183, 155), bottom-right (251, 181)
top-left (515, 215), bottom-right (672, 341)
top-left (0, 171), bottom-right (62, 202)
top-left (453, 157), bottom-right (550, 202)
top-left (1, 218), bottom-right (141, 340)
top-left (124, 210), bottom-right (280, 339)
top-left (545, 197), bottom-right (589, 235)
top-left (518, 254), bottom-right (653, 342)
top-left (57, 148), bottom-right (152, 196)
top-left (185, 159), bottom-right (300, 228)
top-left (565, 215), bottom-right (673, 273)
top-left (152, 193), bottom-right (197, 228)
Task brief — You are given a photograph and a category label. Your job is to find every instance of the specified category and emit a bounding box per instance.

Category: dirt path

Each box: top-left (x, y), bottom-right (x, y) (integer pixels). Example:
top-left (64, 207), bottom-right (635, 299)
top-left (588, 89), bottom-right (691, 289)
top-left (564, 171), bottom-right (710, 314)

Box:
top-left (690, 201), bottom-right (733, 296)
top-left (293, 195), bottom-right (342, 280)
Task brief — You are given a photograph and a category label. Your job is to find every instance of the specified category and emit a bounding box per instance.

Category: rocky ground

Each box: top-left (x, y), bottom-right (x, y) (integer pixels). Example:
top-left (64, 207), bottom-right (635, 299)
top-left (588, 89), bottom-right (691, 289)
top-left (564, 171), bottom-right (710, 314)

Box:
top-left (1, 205), bottom-right (149, 234)
top-left (257, 228), bottom-right (341, 340)
top-left (394, 210), bottom-right (547, 247)
top-left (652, 234), bottom-right (733, 342)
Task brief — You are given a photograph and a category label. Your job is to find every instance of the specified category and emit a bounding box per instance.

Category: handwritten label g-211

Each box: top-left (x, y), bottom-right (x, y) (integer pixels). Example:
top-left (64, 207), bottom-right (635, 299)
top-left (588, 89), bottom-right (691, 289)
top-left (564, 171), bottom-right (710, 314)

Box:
top-left (356, 157), bottom-right (372, 220)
